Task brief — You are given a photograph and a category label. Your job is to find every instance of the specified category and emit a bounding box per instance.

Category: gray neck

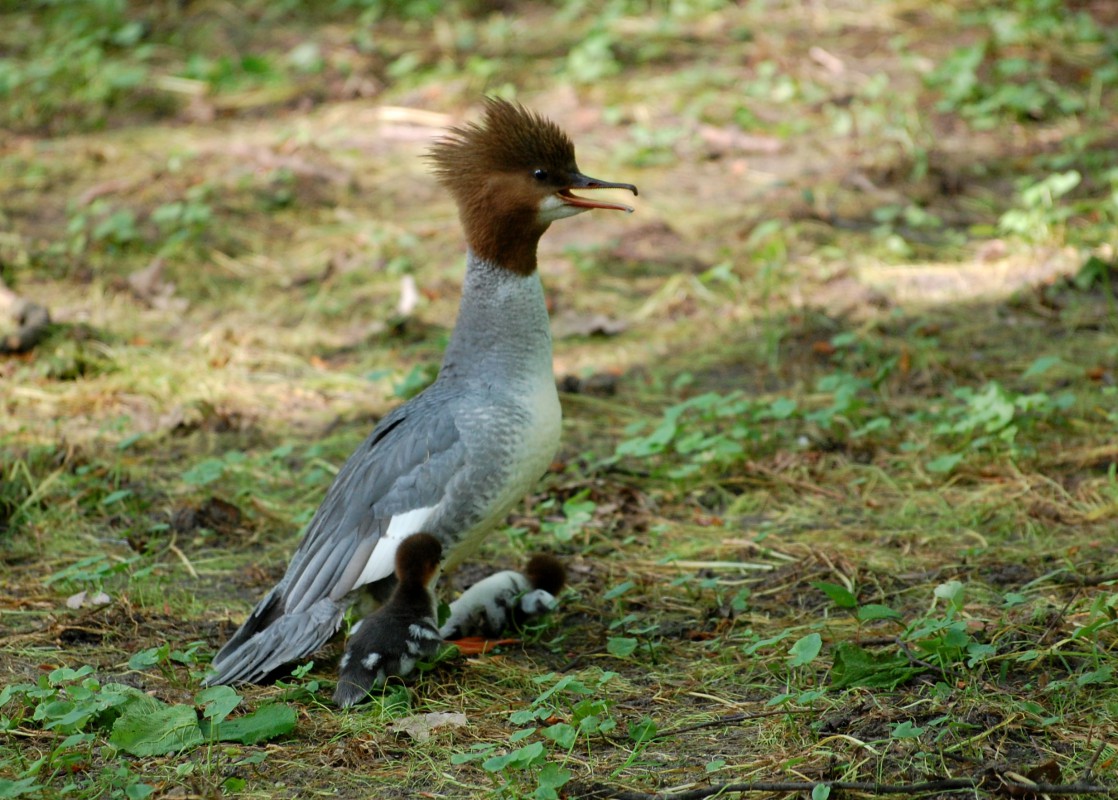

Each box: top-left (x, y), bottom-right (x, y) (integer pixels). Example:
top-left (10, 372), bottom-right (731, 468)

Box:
top-left (439, 251), bottom-right (554, 384)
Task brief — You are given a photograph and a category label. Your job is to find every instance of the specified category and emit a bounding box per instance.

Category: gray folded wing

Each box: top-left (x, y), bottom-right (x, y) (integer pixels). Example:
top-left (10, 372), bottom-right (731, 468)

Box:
top-left (206, 395), bottom-right (468, 685)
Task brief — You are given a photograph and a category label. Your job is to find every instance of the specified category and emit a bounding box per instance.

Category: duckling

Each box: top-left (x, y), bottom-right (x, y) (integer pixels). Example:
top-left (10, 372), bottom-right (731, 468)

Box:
top-left (333, 533), bottom-right (442, 708)
top-left (440, 554), bottom-right (566, 640)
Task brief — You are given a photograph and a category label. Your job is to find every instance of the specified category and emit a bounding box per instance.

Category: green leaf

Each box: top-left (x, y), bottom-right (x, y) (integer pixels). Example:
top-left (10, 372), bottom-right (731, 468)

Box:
top-left (222, 778), bottom-right (246, 794)
top-left (182, 458), bottom-right (225, 486)
top-left (509, 709), bottom-right (540, 726)
top-left (194, 685), bottom-right (241, 725)
top-left (891, 720), bottom-right (924, 739)
top-left (606, 637), bottom-right (638, 658)
top-left (541, 722), bottom-right (576, 750)
top-left (101, 684), bottom-right (164, 723)
top-left (235, 751), bottom-right (269, 767)
top-left (511, 741), bottom-right (546, 768)
top-left (56, 732), bottom-right (95, 750)
top-left (811, 581), bottom-right (857, 609)
top-left (743, 630), bottom-right (791, 655)
top-left (926, 454), bottom-right (963, 474)
top-left (110, 703), bottom-right (203, 756)
top-left (201, 704), bottom-right (297, 745)
top-left (483, 741), bottom-right (545, 773)
top-left (49, 666), bottom-right (94, 685)
top-left (1076, 666), bottom-right (1113, 687)
top-left (128, 647), bottom-right (165, 670)
top-left (1074, 255), bottom-right (1112, 290)
top-left (378, 684), bottom-right (412, 718)
top-left (764, 397), bottom-right (798, 419)
top-left (0, 778), bottom-right (41, 799)
top-left (857, 604), bottom-right (902, 622)
top-left (100, 489), bottom-right (133, 506)
top-left (830, 642), bottom-right (923, 690)
top-left (0, 683), bottom-right (32, 706)
top-left (1022, 356), bottom-right (1061, 379)
top-left (628, 717), bottom-right (658, 743)
top-left (965, 642), bottom-right (996, 667)
top-left (934, 580), bottom-right (965, 611)
top-left (124, 783), bottom-right (155, 800)
top-left (451, 744), bottom-right (496, 765)
top-left (812, 784), bottom-right (832, 800)
top-left (603, 581), bottom-right (635, 601)
top-left (533, 763), bottom-right (572, 800)
top-left (788, 633), bottom-right (822, 667)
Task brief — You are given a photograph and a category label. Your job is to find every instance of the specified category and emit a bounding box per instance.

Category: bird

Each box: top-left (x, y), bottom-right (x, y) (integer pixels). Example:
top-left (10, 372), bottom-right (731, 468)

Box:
top-left (440, 553), bottom-right (567, 640)
top-left (333, 533), bottom-right (443, 708)
top-left (204, 97), bottom-right (637, 687)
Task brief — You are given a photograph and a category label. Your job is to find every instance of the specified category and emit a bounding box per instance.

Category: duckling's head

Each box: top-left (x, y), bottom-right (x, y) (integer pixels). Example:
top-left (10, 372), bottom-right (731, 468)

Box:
top-left (525, 553), bottom-right (566, 597)
top-left (394, 533), bottom-right (443, 589)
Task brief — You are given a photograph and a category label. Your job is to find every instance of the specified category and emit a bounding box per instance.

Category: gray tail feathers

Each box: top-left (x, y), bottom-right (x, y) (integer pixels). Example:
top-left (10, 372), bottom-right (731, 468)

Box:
top-left (204, 592), bottom-right (344, 686)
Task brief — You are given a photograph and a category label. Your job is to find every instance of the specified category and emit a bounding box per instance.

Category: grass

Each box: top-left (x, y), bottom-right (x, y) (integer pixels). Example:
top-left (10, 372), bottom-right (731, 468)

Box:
top-left (2, 0), bottom-right (1118, 797)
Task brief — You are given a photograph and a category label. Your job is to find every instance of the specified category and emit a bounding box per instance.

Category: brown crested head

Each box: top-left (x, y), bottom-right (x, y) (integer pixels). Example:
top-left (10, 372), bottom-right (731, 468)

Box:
top-left (525, 554), bottom-right (566, 596)
top-left (427, 98), bottom-right (637, 274)
top-left (395, 533), bottom-right (443, 587)
top-left (429, 98), bottom-right (577, 194)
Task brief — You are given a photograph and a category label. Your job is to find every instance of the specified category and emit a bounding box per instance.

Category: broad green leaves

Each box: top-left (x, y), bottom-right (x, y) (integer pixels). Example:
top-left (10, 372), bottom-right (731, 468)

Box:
top-left (110, 704), bottom-right (204, 757)
top-left (2, 669), bottom-right (297, 760)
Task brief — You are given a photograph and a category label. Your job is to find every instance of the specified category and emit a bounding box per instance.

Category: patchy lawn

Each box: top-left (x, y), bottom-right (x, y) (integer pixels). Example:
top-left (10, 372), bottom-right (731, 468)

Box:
top-left (2, 1), bottom-right (1117, 798)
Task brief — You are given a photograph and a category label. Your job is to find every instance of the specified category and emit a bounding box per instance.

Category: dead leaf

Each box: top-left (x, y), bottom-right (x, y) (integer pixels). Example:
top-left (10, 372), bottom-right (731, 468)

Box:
top-left (552, 311), bottom-right (627, 339)
top-left (1024, 760), bottom-right (1061, 784)
top-left (697, 124), bottom-right (783, 155)
top-left (66, 591), bottom-right (110, 609)
top-left (387, 712), bottom-right (468, 742)
top-left (78, 178), bottom-right (134, 206)
top-left (451, 637), bottom-right (519, 656)
top-left (809, 46), bottom-right (846, 74)
top-left (127, 259), bottom-right (188, 313)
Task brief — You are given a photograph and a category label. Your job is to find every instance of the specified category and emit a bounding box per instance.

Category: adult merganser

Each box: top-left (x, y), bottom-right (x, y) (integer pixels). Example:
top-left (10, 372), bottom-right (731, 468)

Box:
top-left (205, 98), bottom-right (637, 687)
top-left (333, 533), bottom-right (442, 708)
top-left (440, 554), bottom-right (567, 640)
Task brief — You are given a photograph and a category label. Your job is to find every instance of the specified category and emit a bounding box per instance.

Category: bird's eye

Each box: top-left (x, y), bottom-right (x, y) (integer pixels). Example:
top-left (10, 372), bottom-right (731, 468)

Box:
top-left (533, 169), bottom-right (549, 182)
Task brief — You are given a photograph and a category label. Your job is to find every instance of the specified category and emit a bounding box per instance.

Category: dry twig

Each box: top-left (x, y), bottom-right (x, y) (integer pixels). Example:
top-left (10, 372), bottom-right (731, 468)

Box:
top-left (587, 774), bottom-right (1115, 800)
top-left (652, 709), bottom-right (813, 739)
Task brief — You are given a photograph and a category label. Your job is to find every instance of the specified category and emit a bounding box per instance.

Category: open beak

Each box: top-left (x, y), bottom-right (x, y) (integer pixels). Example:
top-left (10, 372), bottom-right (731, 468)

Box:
top-left (560, 172), bottom-right (639, 213)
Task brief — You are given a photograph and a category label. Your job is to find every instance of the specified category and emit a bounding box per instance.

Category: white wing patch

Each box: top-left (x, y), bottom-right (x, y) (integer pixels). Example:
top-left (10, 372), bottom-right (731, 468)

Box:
top-left (354, 505), bottom-right (438, 588)
top-left (519, 589), bottom-right (558, 616)
top-left (409, 623), bottom-right (442, 641)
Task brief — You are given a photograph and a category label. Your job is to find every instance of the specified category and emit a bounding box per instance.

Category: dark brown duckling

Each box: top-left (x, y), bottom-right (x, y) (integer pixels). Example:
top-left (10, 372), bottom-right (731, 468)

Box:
top-left (333, 533), bottom-right (443, 708)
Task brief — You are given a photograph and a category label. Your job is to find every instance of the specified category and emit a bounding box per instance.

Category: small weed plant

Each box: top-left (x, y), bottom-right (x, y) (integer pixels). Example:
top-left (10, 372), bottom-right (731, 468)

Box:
top-left (0, 664), bottom-right (295, 797)
top-left (451, 670), bottom-right (657, 799)
top-left (613, 350), bottom-right (1080, 481)
top-left (926, 0), bottom-right (1118, 128)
